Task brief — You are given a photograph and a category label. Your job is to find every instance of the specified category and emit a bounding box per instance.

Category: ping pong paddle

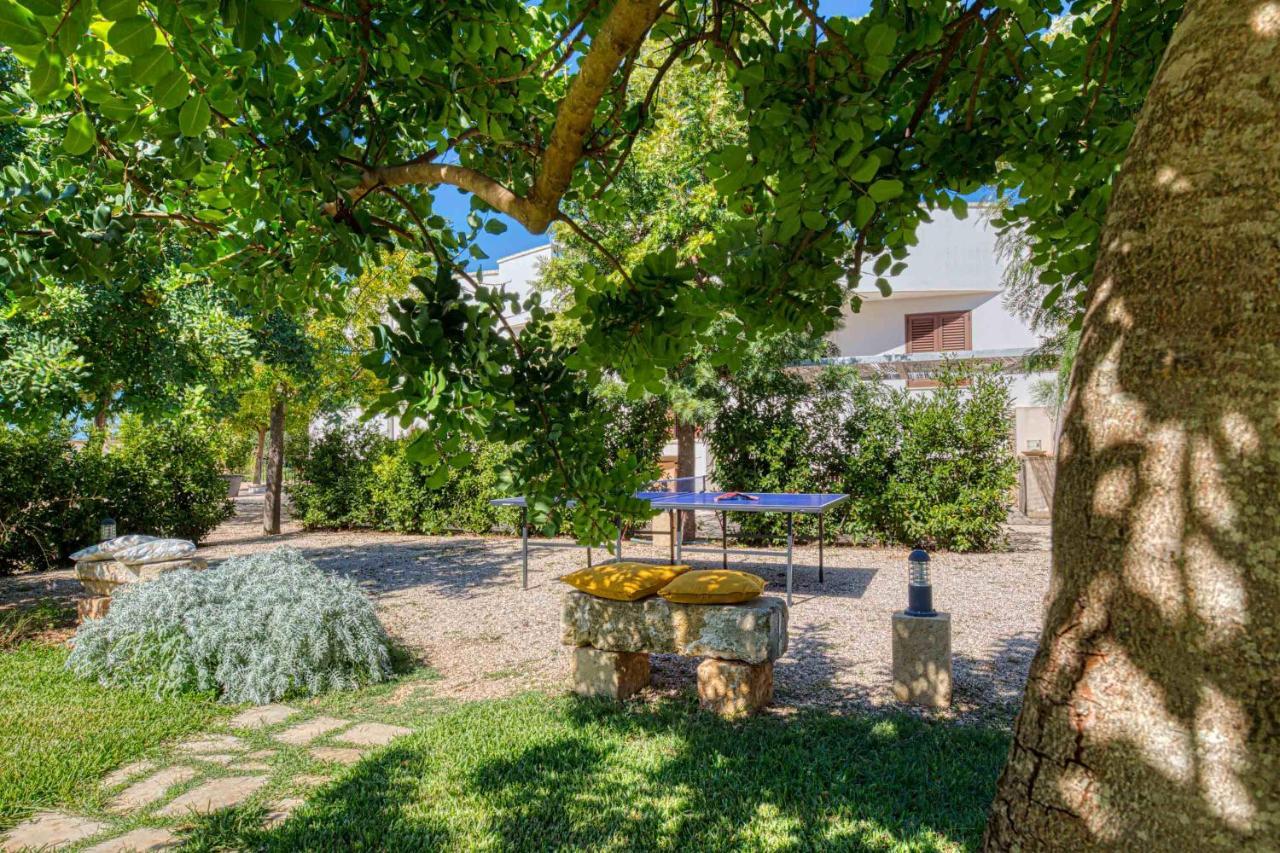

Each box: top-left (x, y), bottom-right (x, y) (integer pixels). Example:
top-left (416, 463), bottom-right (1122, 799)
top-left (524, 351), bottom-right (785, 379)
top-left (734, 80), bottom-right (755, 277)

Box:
top-left (714, 491), bottom-right (758, 501)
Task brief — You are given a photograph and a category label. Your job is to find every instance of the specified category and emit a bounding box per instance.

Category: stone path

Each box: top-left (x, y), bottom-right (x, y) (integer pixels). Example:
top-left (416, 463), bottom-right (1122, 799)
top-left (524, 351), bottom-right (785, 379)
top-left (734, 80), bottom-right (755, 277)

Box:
top-left (1, 703), bottom-right (418, 851)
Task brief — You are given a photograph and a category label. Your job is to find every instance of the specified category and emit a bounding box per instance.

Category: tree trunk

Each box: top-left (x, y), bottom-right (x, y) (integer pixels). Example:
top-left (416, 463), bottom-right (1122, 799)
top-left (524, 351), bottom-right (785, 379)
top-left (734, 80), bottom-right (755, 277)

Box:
top-left (675, 417), bottom-right (697, 541)
top-left (92, 394), bottom-right (109, 452)
top-left (263, 398), bottom-right (285, 535)
top-left (253, 427), bottom-right (266, 485)
top-left (986, 2), bottom-right (1279, 847)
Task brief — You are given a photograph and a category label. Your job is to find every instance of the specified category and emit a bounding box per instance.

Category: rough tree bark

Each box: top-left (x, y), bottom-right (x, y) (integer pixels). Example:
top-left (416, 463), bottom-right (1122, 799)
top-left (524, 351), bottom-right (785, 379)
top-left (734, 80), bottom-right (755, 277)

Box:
top-left (675, 417), bottom-right (697, 541)
top-left (986, 1), bottom-right (1280, 847)
top-left (253, 427), bottom-right (266, 485)
top-left (262, 398), bottom-right (285, 535)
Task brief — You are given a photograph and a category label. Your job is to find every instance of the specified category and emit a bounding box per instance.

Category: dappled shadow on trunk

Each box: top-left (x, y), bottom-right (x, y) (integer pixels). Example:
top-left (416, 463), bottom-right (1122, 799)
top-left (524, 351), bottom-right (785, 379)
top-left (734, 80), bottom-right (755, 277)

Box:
top-left (178, 695), bottom-right (1009, 851)
top-left (986, 3), bottom-right (1280, 844)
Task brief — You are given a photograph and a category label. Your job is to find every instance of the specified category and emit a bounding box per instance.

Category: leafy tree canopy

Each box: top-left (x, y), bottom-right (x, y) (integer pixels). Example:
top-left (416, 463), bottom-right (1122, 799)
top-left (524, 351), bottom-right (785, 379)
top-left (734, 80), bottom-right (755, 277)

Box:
top-left (0, 0), bottom-right (1183, 541)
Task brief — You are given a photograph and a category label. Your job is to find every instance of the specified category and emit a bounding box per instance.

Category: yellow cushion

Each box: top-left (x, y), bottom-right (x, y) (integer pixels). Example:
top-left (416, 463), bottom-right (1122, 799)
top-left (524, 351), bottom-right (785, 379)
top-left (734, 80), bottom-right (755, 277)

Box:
top-left (560, 562), bottom-right (692, 602)
top-left (658, 570), bottom-right (766, 605)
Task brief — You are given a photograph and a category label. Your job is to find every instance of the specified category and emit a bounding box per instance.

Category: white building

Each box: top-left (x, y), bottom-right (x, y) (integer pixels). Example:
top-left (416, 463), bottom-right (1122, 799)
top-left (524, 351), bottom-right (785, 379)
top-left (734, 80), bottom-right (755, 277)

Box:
top-left (474, 210), bottom-right (1059, 513)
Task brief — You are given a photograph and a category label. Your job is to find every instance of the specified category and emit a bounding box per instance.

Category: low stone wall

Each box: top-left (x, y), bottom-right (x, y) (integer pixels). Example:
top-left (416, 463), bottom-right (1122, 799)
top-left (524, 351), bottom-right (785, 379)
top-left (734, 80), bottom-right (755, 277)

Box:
top-left (75, 558), bottom-right (208, 622)
top-left (560, 591), bottom-right (789, 717)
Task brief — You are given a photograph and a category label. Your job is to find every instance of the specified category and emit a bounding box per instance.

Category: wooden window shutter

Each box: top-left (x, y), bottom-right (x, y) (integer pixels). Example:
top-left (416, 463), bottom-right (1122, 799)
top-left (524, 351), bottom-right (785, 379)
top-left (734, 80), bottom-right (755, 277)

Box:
top-left (905, 314), bottom-right (939, 353)
top-left (938, 312), bottom-right (969, 351)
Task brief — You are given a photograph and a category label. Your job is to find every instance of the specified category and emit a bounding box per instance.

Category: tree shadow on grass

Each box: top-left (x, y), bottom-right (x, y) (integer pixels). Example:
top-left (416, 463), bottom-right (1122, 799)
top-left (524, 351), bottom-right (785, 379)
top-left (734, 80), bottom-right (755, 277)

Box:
top-left (187, 695), bottom-right (1008, 851)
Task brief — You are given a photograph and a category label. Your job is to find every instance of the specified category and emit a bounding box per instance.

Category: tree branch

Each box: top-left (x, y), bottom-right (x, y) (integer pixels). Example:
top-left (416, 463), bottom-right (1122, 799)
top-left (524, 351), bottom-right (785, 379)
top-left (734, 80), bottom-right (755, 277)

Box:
top-left (339, 0), bottom-right (666, 234)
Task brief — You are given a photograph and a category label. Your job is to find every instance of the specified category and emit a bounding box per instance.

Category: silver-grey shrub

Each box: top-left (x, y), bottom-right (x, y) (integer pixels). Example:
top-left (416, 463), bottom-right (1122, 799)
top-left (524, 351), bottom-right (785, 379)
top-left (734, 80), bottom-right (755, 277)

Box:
top-left (67, 547), bottom-right (392, 703)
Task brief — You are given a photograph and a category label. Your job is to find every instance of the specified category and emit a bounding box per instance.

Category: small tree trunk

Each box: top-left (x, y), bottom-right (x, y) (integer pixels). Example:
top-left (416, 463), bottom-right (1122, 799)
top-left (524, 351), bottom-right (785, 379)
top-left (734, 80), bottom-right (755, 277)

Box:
top-left (92, 394), bottom-right (110, 452)
top-left (253, 427), bottom-right (266, 485)
top-left (986, 2), bottom-right (1280, 847)
top-left (263, 398), bottom-right (285, 535)
top-left (675, 417), bottom-right (697, 541)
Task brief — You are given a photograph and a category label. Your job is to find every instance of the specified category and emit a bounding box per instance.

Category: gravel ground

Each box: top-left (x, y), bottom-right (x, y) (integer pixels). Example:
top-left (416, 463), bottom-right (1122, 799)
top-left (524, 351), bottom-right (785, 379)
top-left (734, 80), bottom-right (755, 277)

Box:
top-left (2, 491), bottom-right (1051, 725)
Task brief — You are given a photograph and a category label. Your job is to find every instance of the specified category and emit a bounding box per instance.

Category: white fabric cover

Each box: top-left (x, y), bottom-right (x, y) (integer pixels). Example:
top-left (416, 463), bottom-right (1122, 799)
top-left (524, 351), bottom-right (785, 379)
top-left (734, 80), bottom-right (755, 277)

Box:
top-left (70, 534), bottom-right (159, 562)
top-left (112, 538), bottom-right (197, 566)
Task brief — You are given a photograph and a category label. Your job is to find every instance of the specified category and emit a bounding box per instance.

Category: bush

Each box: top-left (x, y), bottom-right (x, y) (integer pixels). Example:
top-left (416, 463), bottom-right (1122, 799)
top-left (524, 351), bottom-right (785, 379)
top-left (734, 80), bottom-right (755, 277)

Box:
top-left (708, 362), bottom-right (1017, 552)
top-left (67, 547), bottom-right (392, 703)
top-left (0, 427), bottom-right (92, 573)
top-left (287, 423), bottom-right (389, 529)
top-left (107, 417), bottom-right (235, 543)
top-left (0, 421), bottom-right (233, 574)
top-left (289, 422), bottom-right (523, 535)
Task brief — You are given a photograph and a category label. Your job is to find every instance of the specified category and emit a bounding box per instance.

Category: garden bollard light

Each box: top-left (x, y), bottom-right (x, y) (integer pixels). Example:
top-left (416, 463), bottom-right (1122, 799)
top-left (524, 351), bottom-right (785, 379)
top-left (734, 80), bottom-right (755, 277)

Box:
top-left (892, 548), bottom-right (951, 708)
top-left (906, 548), bottom-right (936, 616)
top-left (99, 517), bottom-right (116, 542)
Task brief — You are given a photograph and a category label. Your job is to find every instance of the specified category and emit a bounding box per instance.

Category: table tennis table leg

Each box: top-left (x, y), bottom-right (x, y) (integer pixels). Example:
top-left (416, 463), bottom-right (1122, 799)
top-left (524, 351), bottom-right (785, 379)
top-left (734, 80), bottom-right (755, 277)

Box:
top-left (718, 511), bottom-right (727, 570)
top-left (668, 510), bottom-right (675, 565)
top-left (521, 506), bottom-right (528, 590)
top-left (587, 546), bottom-right (592, 568)
top-left (675, 512), bottom-right (684, 564)
top-left (785, 512), bottom-right (793, 606)
top-left (818, 513), bottom-right (825, 584)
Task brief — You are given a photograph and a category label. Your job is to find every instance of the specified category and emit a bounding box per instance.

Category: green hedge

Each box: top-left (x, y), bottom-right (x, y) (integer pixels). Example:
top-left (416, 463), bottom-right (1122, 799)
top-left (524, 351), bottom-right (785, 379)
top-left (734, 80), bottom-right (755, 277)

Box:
top-left (0, 421), bottom-right (234, 574)
top-left (291, 396), bottom-right (669, 536)
top-left (708, 364), bottom-right (1017, 552)
top-left (288, 424), bottom-right (520, 534)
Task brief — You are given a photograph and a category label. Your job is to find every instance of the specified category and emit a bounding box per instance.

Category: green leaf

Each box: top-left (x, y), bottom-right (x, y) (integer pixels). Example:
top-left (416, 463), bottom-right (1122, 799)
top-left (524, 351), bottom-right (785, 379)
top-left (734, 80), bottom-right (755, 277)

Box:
top-left (62, 112), bottom-right (95, 155)
top-left (23, 0), bottom-right (60, 16)
top-left (252, 0), bottom-right (299, 21)
top-left (28, 53), bottom-right (63, 104)
top-left (801, 210), bottom-right (826, 231)
top-left (179, 93), bottom-right (211, 137)
top-left (152, 70), bottom-right (189, 109)
top-left (851, 155), bottom-right (879, 183)
top-left (483, 218), bottom-right (507, 235)
top-left (873, 254), bottom-right (892, 275)
top-left (107, 16), bottom-right (158, 58)
top-left (875, 277), bottom-right (892, 297)
top-left (854, 195), bottom-right (875, 228)
top-left (864, 23), bottom-right (897, 56)
top-left (0, 0), bottom-right (43, 45)
top-left (868, 179), bottom-right (904, 202)
top-left (98, 0), bottom-right (138, 20)
top-left (130, 45), bottom-right (174, 85)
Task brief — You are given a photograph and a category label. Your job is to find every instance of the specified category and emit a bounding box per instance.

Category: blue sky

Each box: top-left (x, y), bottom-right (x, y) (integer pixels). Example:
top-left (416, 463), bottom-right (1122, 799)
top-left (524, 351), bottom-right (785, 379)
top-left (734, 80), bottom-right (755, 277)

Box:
top-left (440, 0), bottom-right (874, 269)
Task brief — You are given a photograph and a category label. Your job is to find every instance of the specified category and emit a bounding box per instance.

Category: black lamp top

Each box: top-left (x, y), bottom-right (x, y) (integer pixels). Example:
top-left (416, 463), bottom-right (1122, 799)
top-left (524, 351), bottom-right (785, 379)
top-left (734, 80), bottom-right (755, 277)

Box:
top-left (908, 549), bottom-right (930, 563)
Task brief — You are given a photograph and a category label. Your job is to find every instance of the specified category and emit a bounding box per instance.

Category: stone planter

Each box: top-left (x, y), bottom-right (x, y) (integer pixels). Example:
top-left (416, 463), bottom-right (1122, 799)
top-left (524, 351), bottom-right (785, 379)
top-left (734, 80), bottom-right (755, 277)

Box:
top-left (74, 557), bottom-right (208, 621)
top-left (221, 474), bottom-right (244, 497)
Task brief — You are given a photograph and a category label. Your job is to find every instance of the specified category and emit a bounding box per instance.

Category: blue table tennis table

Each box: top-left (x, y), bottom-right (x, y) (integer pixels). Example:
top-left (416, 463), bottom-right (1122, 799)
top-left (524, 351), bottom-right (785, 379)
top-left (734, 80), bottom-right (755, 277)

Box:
top-left (491, 478), bottom-right (849, 605)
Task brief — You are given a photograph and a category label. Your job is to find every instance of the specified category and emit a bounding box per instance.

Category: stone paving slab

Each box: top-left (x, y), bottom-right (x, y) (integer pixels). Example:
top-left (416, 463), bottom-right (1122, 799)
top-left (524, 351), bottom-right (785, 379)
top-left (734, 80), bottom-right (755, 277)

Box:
top-left (229, 704), bottom-right (300, 730)
top-left (294, 774), bottom-right (330, 789)
top-left (102, 759), bottom-right (157, 790)
top-left (177, 734), bottom-right (245, 754)
top-left (231, 761), bottom-right (272, 772)
top-left (191, 753), bottom-right (235, 766)
top-left (309, 746), bottom-right (365, 766)
top-left (109, 767), bottom-right (199, 813)
top-left (2, 812), bottom-right (108, 851)
top-left (334, 722), bottom-right (413, 748)
top-left (83, 827), bottom-right (180, 852)
top-left (244, 749), bottom-right (277, 761)
top-left (274, 716), bottom-right (350, 746)
top-left (155, 775), bottom-right (269, 818)
top-left (262, 797), bottom-right (306, 829)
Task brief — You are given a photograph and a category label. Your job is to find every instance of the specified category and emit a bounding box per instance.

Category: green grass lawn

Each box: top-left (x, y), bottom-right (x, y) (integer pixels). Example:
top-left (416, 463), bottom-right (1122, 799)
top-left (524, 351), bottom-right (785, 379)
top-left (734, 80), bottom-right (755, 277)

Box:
top-left (0, 644), bottom-right (228, 829)
top-left (2, 640), bottom-right (1009, 851)
top-left (186, 695), bottom-right (1009, 852)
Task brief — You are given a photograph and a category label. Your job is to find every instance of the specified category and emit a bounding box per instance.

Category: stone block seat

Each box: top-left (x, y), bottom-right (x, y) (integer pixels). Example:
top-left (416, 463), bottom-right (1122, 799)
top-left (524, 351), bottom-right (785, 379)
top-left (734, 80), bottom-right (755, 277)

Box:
top-left (560, 590), bottom-right (788, 717)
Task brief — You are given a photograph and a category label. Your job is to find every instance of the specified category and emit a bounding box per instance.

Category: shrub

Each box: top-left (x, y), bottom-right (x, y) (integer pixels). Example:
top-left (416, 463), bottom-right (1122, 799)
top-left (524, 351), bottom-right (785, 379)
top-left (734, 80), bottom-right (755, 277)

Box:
top-left (67, 547), bottom-right (392, 703)
top-left (0, 426), bottom-right (90, 573)
top-left (0, 420), bottom-right (234, 574)
top-left (107, 417), bottom-right (235, 543)
top-left (287, 423), bottom-right (389, 529)
top-left (368, 438), bottom-right (516, 534)
top-left (708, 361), bottom-right (1017, 552)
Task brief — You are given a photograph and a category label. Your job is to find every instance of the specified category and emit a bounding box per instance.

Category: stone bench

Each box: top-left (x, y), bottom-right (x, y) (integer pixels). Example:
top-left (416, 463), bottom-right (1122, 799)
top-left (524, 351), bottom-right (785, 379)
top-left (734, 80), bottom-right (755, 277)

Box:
top-left (560, 590), bottom-right (788, 717)
top-left (75, 558), bottom-right (207, 621)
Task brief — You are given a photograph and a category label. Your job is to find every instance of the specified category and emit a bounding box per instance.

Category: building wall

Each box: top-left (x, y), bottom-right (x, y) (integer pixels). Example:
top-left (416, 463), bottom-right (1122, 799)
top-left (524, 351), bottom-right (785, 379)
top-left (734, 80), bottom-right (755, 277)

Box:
top-left (829, 291), bottom-right (1041, 358)
top-left (477, 244), bottom-right (554, 329)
